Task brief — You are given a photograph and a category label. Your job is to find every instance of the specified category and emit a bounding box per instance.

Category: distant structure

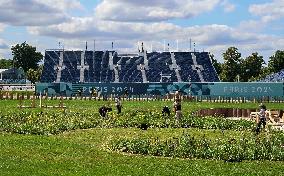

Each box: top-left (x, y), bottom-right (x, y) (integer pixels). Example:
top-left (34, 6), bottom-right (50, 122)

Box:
top-left (259, 69), bottom-right (284, 82)
top-left (0, 68), bottom-right (26, 84)
top-left (41, 45), bottom-right (219, 83)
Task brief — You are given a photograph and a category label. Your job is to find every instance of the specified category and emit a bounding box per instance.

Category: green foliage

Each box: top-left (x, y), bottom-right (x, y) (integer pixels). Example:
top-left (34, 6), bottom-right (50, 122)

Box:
top-left (109, 132), bottom-right (284, 161)
top-left (1, 128), bottom-right (284, 176)
top-left (0, 109), bottom-right (255, 135)
top-left (240, 52), bottom-right (265, 82)
top-left (0, 58), bottom-right (13, 69)
top-left (249, 67), bottom-right (270, 81)
top-left (220, 47), bottom-right (242, 82)
top-left (268, 50), bottom-right (284, 74)
top-left (1, 100), bottom-right (284, 175)
top-left (26, 66), bottom-right (42, 84)
top-left (210, 54), bottom-right (222, 75)
top-left (11, 42), bottom-right (43, 73)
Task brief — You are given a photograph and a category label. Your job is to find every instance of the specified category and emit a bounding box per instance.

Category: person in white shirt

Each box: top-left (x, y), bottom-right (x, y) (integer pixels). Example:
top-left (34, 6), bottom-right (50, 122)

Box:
top-left (256, 103), bottom-right (266, 134)
top-left (173, 90), bottom-right (182, 120)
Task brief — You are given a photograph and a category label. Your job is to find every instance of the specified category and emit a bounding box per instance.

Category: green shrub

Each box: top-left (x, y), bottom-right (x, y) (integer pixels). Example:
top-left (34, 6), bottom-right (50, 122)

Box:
top-left (0, 109), bottom-right (255, 135)
top-left (109, 132), bottom-right (284, 162)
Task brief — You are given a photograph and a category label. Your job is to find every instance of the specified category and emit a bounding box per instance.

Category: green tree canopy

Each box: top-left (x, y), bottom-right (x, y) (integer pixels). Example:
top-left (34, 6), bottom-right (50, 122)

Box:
top-left (11, 42), bottom-right (43, 73)
top-left (268, 50), bottom-right (284, 73)
top-left (220, 47), bottom-right (242, 82)
top-left (0, 58), bottom-right (13, 69)
top-left (240, 52), bottom-right (265, 82)
top-left (210, 54), bottom-right (222, 75)
top-left (26, 66), bottom-right (43, 84)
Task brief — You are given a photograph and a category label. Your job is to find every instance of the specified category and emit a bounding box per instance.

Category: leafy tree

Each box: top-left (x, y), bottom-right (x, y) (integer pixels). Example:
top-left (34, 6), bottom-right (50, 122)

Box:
top-left (26, 66), bottom-right (42, 84)
top-left (0, 58), bottom-right (13, 69)
top-left (220, 47), bottom-right (242, 82)
top-left (210, 54), bottom-right (222, 75)
top-left (249, 67), bottom-right (270, 81)
top-left (268, 50), bottom-right (284, 73)
top-left (11, 42), bottom-right (43, 73)
top-left (240, 52), bottom-right (265, 82)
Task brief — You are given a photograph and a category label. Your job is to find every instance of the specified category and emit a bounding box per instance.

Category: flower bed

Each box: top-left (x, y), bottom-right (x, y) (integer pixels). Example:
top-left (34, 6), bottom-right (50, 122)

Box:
top-left (108, 132), bottom-right (284, 161)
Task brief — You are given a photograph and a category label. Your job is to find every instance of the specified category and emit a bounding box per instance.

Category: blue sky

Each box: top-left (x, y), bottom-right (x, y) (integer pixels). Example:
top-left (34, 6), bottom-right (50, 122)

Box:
top-left (0, 0), bottom-right (283, 62)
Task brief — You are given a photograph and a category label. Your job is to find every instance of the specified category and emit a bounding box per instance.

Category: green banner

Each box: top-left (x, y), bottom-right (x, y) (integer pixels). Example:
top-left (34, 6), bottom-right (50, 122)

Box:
top-left (36, 82), bottom-right (284, 98)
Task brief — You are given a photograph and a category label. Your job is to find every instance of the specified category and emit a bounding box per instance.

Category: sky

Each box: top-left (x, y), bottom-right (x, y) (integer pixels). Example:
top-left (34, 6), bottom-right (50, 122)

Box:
top-left (0, 0), bottom-right (283, 63)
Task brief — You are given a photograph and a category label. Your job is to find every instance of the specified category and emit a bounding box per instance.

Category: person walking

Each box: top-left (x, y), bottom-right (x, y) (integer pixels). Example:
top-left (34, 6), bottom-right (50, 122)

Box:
top-left (256, 103), bottom-right (267, 134)
top-left (173, 90), bottom-right (182, 121)
top-left (115, 96), bottom-right (122, 114)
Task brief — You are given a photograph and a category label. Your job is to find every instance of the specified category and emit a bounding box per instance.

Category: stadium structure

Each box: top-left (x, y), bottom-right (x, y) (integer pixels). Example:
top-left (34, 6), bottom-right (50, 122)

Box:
top-left (40, 49), bottom-right (219, 83)
top-left (36, 44), bottom-right (284, 99)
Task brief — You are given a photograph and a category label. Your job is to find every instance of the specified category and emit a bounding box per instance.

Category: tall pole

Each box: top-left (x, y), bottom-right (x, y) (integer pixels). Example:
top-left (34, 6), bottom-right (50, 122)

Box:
top-left (93, 39), bottom-right (96, 63)
top-left (190, 38), bottom-right (192, 51)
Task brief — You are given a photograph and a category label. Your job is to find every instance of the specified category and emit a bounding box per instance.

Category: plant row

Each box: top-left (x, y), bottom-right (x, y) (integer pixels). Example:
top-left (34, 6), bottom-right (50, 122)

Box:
top-left (0, 110), bottom-right (255, 135)
top-left (108, 132), bottom-right (284, 161)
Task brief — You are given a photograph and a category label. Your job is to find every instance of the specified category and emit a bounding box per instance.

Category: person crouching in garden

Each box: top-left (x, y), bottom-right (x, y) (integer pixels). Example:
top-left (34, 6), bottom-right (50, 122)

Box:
top-left (256, 103), bottom-right (267, 134)
top-left (115, 96), bottom-right (122, 114)
top-left (99, 105), bottom-right (112, 118)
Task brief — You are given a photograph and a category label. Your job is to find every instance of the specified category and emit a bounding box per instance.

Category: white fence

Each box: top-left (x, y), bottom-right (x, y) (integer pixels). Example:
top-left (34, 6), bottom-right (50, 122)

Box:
top-left (0, 84), bottom-right (35, 91)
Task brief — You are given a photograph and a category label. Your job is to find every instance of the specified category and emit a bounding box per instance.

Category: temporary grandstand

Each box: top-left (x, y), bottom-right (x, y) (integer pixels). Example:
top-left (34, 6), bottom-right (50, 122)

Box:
top-left (40, 49), bottom-right (219, 83)
top-left (0, 68), bottom-right (26, 84)
top-left (259, 69), bottom-right (284, 82)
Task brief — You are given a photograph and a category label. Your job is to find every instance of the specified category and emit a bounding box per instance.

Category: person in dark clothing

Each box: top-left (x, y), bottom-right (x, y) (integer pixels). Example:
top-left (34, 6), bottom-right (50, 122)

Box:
top-left (139, 123), bottom-right (148, 130)
top-left (78, 88), bottom-right (83, 96)
top-left (162, 106), bottom-right (170, 116)
top-left (279, 110), bottom-right (284, 119)
top-left (115, 96), bottom-right (122, 114)
top-left (99, 105), bottom-right (112, 118)
top-left (256, 103), bottom-right (267, 134)
top-left (124, 89), bottom-right (129, 97)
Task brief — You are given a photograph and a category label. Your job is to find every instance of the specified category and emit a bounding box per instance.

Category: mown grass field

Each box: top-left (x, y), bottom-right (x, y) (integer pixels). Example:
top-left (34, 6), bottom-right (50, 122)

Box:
top-left (1, 99), bottom-right (284, 175)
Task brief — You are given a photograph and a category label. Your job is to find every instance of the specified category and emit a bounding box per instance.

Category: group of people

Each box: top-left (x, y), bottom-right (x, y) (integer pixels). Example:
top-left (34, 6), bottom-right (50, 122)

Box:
top-left (99, 96), bottom-right (122, 118)
top-left (99, 90), bottom-right (183, 121)
top-left (162, 90), bottom-right (183, 120)
top-left (98, 90), bottom-right (269, 134)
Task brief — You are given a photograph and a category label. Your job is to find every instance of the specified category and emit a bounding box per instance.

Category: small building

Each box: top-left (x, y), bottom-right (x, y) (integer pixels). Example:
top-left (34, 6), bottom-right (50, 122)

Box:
top-left (0, 68), bottom-right (25, 82)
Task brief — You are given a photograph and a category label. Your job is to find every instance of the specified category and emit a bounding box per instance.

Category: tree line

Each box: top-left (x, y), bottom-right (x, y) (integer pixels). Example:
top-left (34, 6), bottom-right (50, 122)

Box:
top-left (211, 47), bottom-right (284, 82)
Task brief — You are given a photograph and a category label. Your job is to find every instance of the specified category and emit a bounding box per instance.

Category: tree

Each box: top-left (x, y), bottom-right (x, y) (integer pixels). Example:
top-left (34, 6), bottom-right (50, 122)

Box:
top-left (11, 42), bottom-right (43, 73)
top-left (0, 58), bottom-right (13, 69)
top-left (210, 54), bottom-right (222, 75)
top-left (240, 52), bottom-right (265, 82)
top-left (268, 50), bottom-right (284, 73)
top-left (220, 47), bottom-right (242, 82)
top-left (26, 66), bottom-right (42, 84)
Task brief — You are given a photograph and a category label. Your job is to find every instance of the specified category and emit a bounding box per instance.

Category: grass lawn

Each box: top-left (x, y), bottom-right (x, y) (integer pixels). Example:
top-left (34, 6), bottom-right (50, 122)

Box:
top-left (1, 128), bottom-right (284, 176)
top-left (1, 100), bottom-right (284, 175)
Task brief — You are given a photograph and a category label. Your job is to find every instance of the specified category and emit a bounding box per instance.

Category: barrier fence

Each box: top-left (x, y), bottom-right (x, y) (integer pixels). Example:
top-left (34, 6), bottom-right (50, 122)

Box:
top-left (1, 91), bottom-right (284, 103)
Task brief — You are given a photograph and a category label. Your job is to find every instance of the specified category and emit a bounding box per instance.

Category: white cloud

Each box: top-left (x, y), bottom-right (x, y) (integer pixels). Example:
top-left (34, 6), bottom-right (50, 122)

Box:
top-left (27, 16), bottom-right (275, 53)
top-left (238, 20), bottom-right (265, 32)
top-left (95, 0), bottom-right (220, 22)
top-left (249, 0), bottom-right (284, 23)
top-left (0, 0), bottom-right (83, 26)
top-left (21, 0), bottom-right (283, 63)
top-left (0, 39), bottom-right (9, 49)
top-left (0, 23), bottom-right (6, 32)
top-left (39, 0), bottom-right (83, 11)
top-left (221, 0), bottom-right (235, 13)
top-left (239, 1), bottom-right (284, 34)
